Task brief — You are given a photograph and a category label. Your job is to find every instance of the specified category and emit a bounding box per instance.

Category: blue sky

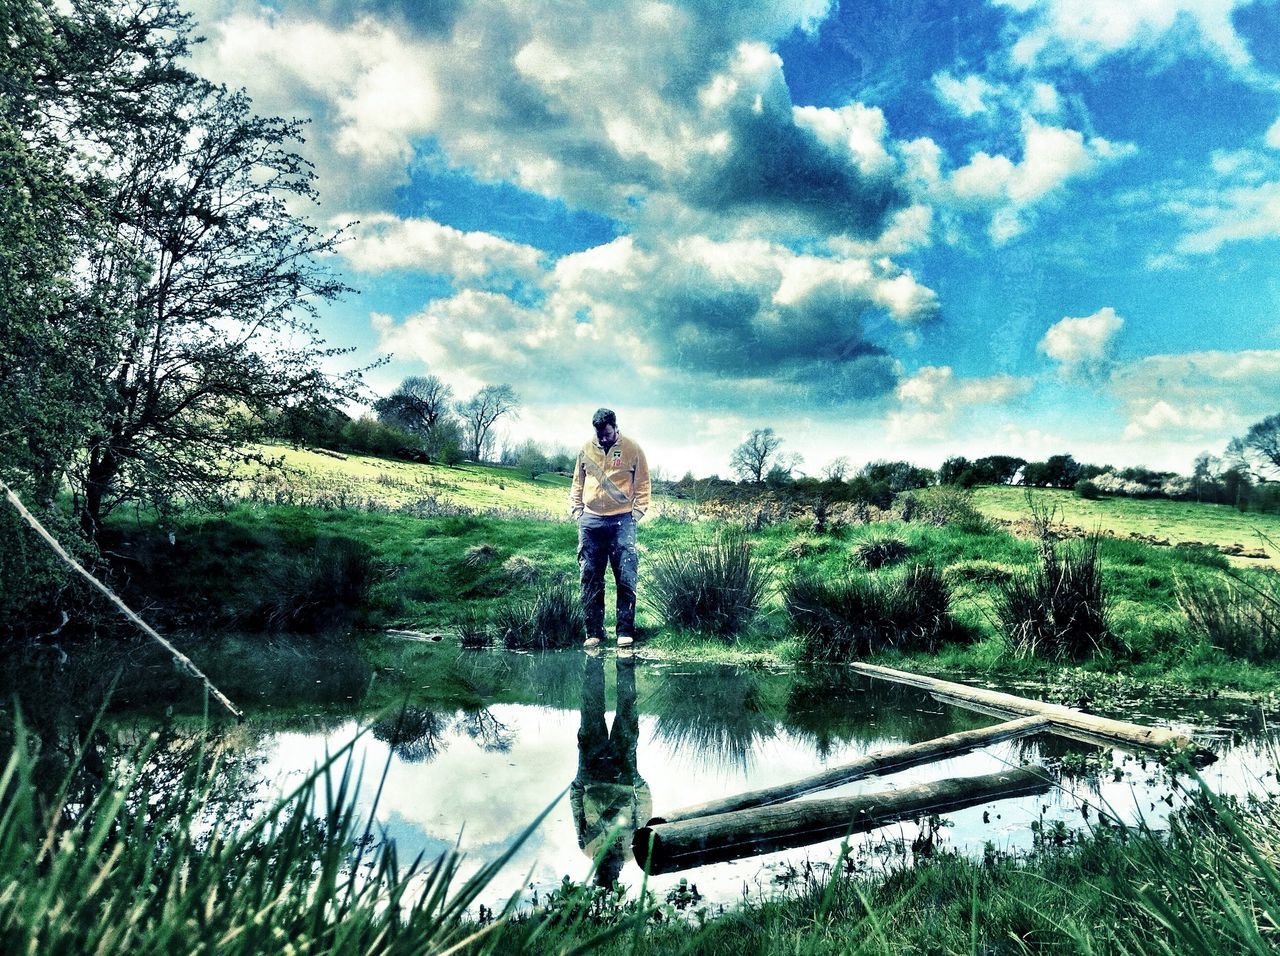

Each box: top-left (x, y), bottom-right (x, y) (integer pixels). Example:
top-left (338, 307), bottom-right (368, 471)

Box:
top-left (186, 0), bottom-right (1280, 477)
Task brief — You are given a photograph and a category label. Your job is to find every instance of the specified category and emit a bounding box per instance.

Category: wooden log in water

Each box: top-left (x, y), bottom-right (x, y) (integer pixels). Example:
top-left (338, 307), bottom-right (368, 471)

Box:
top-left (634, 766), bottom-right (1050, 874)
top-left (650, 714), bottom-right (1051, 826)
top-left (849, 662), bottom-right (1214, 764)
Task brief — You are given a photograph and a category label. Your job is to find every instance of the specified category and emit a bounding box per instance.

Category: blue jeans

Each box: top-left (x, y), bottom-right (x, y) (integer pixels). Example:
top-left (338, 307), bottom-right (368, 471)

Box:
top-left (577, 511), bottom-right (638, 638)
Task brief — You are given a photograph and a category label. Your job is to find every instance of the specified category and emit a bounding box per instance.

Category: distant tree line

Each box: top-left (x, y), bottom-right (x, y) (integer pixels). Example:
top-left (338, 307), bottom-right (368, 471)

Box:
top-left (703, 416), bottom-right (1280, 515)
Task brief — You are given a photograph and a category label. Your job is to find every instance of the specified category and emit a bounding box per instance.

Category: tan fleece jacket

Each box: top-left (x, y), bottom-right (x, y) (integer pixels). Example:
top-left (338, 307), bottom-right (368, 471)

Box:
top-left (569, 433), bottom-right (651, 519)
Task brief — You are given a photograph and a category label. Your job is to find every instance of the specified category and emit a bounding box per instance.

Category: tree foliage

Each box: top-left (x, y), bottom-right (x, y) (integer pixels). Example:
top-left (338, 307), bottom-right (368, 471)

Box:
top-left (0, 0), bottom-right (359, 539)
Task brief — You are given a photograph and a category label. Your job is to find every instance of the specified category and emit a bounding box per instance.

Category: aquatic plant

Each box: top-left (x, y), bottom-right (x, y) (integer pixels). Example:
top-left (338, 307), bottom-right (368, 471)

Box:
top-left (785, 563), bottom-right (954, 661)
top-left (995, 534), bottom-right (1110, 660)
top-left (646, 529), bottom-right (768, 640)
top-left (494, 580), bottom-right (584, 649)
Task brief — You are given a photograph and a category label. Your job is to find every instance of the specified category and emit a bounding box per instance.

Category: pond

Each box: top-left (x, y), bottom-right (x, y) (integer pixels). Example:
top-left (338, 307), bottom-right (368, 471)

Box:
top-left (4, 643), bottom-right (1277, 913)
top-left (243, 649), bottom-right (1278, 911)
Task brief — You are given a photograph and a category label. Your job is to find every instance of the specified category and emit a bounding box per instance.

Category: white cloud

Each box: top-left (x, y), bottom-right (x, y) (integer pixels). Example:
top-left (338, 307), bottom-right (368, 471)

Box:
top-left (940, 119), bottom-right (1135, 242)
top-left (887, 366), bottom-right (1032, 441)
top-left (994, 0), bottom-right (1258, 74)
top-left (1266, 118), bottom-right (1280, 150)
top-left (932, 72), bottom-right (997, 117)
top-left (1038, 307), bottom-right (1124, 373)
top-left (338, 215), bottom-right (545, 288)
top-left (1174, 181), bottom-right (1280, 254)
top-left (1108, 349), bottom-right (1280, 441)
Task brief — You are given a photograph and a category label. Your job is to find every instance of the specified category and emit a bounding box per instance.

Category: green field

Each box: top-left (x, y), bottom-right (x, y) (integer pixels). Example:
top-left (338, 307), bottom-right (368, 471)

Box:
top-left (973, 484), bottom-right (1280, 567)
top-left (243, 445), bottom-right (575, 513)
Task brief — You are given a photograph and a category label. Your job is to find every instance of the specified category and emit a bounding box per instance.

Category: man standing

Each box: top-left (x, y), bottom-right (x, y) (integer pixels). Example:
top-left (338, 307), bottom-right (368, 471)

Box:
top-left (569, 408), bottom-right (650, 648)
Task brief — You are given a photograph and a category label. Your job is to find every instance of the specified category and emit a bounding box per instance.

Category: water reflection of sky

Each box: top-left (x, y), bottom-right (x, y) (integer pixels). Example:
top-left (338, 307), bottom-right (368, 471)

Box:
top-left (249, 657), bottom-right (1280, 910)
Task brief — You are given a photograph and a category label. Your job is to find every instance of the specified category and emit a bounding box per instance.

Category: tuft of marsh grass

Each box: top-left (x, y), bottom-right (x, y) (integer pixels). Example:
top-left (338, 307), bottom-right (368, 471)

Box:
top-left (463, 543), bottom-right (499, 567)
top-left (494, 580), bottom-right (584, 649)
top-left (995, 534), bottom-right (1111, 661)
top-left (784, 563), bottom-right (954, 661)
top-left (456, 605), bottom-right (494, 648)
top-left (501, 554), bottom-right (540, 583)
top-left (1177, 570), bottom-right (1280, 662)
top-left (851, 532), bottom-right (911, 570)
top-left (257, 535), bottom-right (377, 633)
top-left (646, 530), bottom-right (768, 640)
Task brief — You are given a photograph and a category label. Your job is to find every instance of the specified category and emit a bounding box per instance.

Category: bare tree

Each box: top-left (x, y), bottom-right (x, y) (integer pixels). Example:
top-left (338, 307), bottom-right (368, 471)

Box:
top-left (1229, 413), bottom-right (1280, 479)
top-left (457, 384), bottom-right (520, 462)
top-left (730, 428), bottom-right (784, 483)
top-left (821, 456), bottom-right (851, 481)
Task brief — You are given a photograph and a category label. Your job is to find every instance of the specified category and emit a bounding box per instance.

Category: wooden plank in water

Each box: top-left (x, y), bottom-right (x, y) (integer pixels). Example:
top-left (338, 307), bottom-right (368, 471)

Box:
top-left (850, 662), bottom-right (1214, 764)
top-left (648, 714), bottom-right (1051, 826)
top-left (634, 766), bottom-right (1051, 874)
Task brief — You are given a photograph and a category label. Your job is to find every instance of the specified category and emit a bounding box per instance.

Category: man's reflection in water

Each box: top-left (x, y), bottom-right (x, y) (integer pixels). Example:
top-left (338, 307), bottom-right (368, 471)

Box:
top-left (571, 651), bottom-right (651, 887)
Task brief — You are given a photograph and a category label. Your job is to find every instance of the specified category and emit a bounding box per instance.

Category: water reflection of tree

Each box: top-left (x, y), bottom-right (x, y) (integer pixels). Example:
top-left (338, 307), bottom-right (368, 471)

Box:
top-left (649, 665), bottom-right (781, 774)
top-left (371, 708), bottom-right (452, 763)
top-left (457, 708), bottom-right (514, 753)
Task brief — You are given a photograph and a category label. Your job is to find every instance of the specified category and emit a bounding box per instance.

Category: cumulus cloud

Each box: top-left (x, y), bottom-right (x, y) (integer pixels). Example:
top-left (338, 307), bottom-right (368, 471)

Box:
top-left (887, 365), bottom-right (1032, 441)
top-left (906, 118), bottom-right (1134, 243)
top-left (1108, 349), bottom-right (1280, 440)
top-left (188, 0), bottom-right (919, 245)
top-left (932, 72), bottom-right (998, 117)
top-left (994, 0), bottom-right (1258, 74)
top-left (373, 234), bottom-right (936, 412)
top-left (1038, 307), bottom-right (1124, 374)
top-left (338, 214), bottom-right (545, 290)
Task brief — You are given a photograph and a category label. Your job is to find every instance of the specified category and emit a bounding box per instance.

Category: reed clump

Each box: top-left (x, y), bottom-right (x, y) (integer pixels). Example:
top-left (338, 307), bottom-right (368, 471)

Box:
top-left (646, 530), bottom-right (768, 640)
top-left (785, 564), bottom-right (954, 661)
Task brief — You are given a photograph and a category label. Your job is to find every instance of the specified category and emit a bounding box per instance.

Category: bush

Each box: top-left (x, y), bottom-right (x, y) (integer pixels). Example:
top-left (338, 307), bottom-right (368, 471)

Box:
top-left (1075, 479), bottom-right (1101, 500)
top-left (646, 530), bottom-right (767, 640)
top-left (463, 543), bottom-right (498, 567)
top-left (493, 580), bottom-right (583, 649)
top-left (904, 487), bottom-right (991, 532)
top-left (995, 536), bottom-right (1110, 660)
top-left (1176, 572), bottom-right (1280, 662)
top-left (784, 563), bottom-right (954, 661)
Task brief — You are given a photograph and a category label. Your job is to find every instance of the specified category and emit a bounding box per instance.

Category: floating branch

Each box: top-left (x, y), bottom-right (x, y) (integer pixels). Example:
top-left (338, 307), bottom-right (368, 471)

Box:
top-left (850, 661), bottom-right (1213, 764)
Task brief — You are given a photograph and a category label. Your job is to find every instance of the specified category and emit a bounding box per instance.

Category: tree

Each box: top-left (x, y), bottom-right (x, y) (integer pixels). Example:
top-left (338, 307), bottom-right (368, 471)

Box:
top-left (0, 1), bottom-right (357, 538)
top-left (373, 375), bottom-right (455, 460)
top-left (0, 0), bottom-right (199, 507)
top-left (1229, 413), bottom-right (1280, 479)
top-left (821, 456), bottom-right (850, 482)
top-left (513, 439), bottom-right (550, 479)
top-left (730, 428), bottom-right (784, 483)
top-left (456, 385), bottom-right (520, 462)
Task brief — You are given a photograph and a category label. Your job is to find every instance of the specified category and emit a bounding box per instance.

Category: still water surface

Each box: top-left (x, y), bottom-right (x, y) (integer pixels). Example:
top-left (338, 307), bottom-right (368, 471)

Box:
top-left (244, 650), bottom-right (1278, 910)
